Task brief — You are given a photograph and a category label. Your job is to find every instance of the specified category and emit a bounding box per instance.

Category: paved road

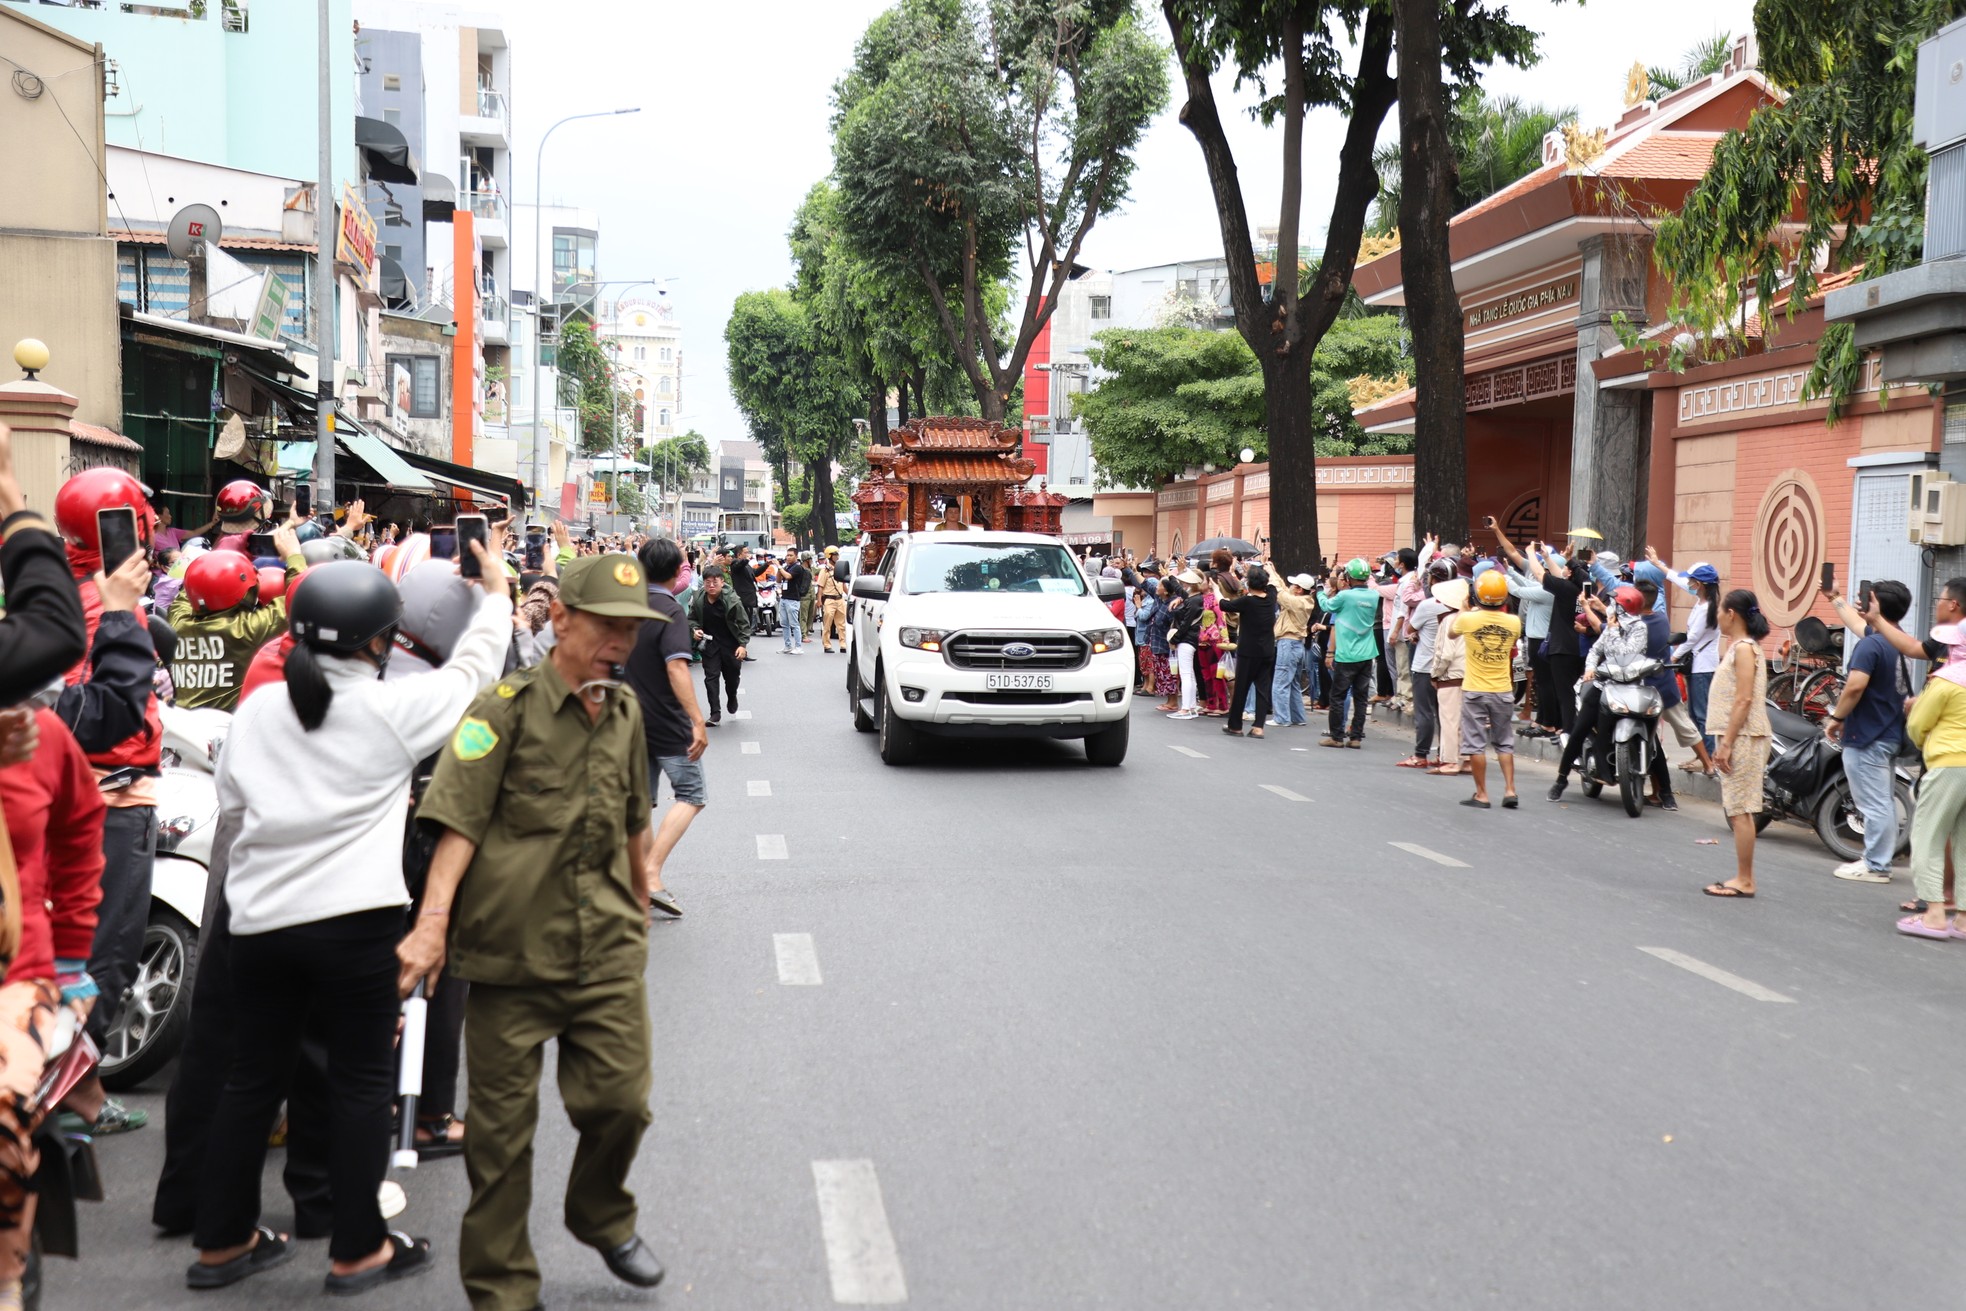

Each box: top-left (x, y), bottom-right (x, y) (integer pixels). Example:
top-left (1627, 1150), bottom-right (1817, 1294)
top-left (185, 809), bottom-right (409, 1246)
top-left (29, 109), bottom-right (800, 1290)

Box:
top-left (55, 648), bottom-right (1966, 1309)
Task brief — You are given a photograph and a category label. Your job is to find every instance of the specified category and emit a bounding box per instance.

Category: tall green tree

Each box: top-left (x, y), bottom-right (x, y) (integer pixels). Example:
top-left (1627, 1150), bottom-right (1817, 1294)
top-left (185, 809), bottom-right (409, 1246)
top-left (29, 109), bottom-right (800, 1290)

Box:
top-left (1078, 316), bottom-right (1411, 489)
top-left (641, 430), bottom-right (712, 489)
top-left (1646, 32), bottom-right (1732, 94)
top-left (1369, 88), bottom-right (1576, 236)
top-left (725, 289), bottom-right (864, 548)
top-left (1653, 1), bottom-right (1953, 413)
top-left (554, 320), bottom-right (634, 455)
top-left (1160, 0), bottom-right (1536, 569)
top-left (832, 0), bottom-right (1169, 425)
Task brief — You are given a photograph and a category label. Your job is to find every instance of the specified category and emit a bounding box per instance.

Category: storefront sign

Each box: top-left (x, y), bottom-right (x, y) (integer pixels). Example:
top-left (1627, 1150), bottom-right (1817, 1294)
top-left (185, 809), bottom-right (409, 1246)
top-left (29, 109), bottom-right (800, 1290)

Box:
top-left (249, 271), bottom-right (290, 341)
top-left (336, 184), bottom-right (377, 282)
top-left (1463, 277), bottom-right (1577, 331)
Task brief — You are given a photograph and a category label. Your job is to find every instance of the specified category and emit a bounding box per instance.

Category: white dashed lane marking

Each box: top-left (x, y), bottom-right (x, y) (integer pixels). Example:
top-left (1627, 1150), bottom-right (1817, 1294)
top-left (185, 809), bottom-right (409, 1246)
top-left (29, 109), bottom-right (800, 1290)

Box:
top-left (756, 834), bottom-right (788, 860)
top-left (1260, 784), bottom-right (1310, 802)
top-left (1168, 744), bottom-right (1209, 759)
top-left (741, 742), bottom-right (762, 755)
top-left (812, 1159), bottom-right (908, 1304)
top-left (1388, 841), bottom-right (1469, 868)
top-left (774, 933), bottom-right (822, 985)
top-left (1638, 947), bottom-right (1796, 1003)
top-left (748, 780), bottom-right (773, 797)
top-left (731, 709), bottom-right (753, 720)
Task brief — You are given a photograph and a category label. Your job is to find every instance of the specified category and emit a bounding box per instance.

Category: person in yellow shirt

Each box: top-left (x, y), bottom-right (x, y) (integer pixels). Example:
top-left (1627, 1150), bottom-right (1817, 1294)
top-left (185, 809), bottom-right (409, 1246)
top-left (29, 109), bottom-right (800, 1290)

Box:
top-left (1902, 621), bottom-right (1966, 937)
top-left (1449, 568), bottom-right (1523, 808)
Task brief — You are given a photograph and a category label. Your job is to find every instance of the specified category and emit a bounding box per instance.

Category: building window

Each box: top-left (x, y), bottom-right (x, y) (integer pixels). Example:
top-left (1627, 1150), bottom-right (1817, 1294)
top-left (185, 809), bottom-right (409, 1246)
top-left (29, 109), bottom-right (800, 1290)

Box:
top-left (1089, 295), bottom-right (1111, 320)
top-left (633, 345), bottom-right (645, 361)
top-left (382, 106), bottom-right (401, 126)
top-left (659, 409), bottom-right (669, 427)
top-left (382, 73), bottom-right (402, 91)
top-left (383, 243), bottom-right (403, 263)
top-left (659, 346), bottom-right (672, 363)
top-left (387, 354), bottom-right (442, 417)
top-left (658, 376), bottom-right (672, 395)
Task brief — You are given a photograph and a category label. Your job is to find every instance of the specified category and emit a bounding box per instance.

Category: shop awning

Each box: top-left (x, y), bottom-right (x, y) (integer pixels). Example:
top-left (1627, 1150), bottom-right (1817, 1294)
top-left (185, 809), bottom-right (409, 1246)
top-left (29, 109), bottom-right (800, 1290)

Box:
top-left (395, 448), bottom-right (527, 511)
top-left (355, 116), bottom-right (420, 185)
top-left (379, 255), bottom-right (412, 307)
top-left (421, 172), bottom-right (458, 223)
top-left (277, 431), bottom-right (438, 495)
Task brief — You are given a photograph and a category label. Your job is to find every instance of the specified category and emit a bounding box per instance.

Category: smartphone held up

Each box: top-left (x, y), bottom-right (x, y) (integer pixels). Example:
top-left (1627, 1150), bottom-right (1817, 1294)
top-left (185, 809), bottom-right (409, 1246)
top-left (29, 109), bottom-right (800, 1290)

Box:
top-left (96, 506), bottom-right (141, 572)
top-left (456, 513), bottom-right (488, 579)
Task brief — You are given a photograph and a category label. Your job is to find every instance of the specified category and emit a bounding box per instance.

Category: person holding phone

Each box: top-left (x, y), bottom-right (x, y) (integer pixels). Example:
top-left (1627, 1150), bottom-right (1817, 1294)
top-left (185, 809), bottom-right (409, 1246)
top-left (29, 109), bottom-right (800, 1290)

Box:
top-left (167, 527), bottom-right (304, 712)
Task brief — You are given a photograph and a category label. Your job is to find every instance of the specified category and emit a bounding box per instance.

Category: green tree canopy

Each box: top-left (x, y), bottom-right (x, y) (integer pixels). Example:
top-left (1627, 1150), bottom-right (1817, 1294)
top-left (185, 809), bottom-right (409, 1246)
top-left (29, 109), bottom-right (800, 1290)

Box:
top-left (1078, 316), bottom-right (1412, 489)
top-left (1369, 88), bottom-right (1576, 236)
top-left (554, 320), bottom-right (633, 455)
top-left (832, 0), bottom-right (1169, 422)
top-left (1646, 32), bottom-right (1732, 95)
top-left (1653, 1), bottom-right (1952, 412)
top-left (641, 430), bottom-right (712, 487)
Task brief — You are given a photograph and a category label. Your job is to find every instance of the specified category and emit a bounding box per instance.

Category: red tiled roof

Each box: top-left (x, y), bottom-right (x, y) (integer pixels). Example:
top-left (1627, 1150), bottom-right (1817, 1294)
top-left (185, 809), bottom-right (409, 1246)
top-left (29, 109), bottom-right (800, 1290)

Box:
top-left (69, 422), bottom-right (140, 452)
top-left (112, 229), bottom-right (316, 253)
top-left (1601, 132), bottom-right (1727, 180)
top-left (1451, 162), bottom-right (1565, 227)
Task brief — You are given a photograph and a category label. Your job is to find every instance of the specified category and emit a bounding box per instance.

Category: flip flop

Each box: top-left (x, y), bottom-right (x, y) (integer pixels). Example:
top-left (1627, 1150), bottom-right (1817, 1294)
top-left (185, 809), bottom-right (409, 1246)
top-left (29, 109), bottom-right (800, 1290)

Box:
top-left (1394, 757), bottom-right (1429, 768)
top-left (187, 1227), bottom-right (294, 1289)
top-left (1501, 794), bottom-right (1519, 809)
top-left (1896, 914), bottom-right (1955, 941)
top-left (1427, 766), bottom-right (1462, 776)
top-left (1702, 883), bottom-right (1755, 898)
top-left (1460, 797), bottom-right (1491, 809)
top-left (323, 1232), bottom-right (434, 1297)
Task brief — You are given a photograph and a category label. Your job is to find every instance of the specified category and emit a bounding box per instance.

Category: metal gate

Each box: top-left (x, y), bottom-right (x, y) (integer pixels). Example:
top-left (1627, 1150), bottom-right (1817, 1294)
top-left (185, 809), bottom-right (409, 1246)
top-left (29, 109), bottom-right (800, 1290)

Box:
top-left (1846, 454), bottom-right (1930, 667)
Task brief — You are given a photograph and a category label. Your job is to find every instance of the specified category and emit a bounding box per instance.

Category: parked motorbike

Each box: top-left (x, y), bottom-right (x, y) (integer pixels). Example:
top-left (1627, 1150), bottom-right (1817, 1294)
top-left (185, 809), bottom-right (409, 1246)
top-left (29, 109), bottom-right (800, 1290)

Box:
top-left (100, 705), bottom-right (223, 1089)
top-left (1756, 700), bottom-right (1916, 861)
top-left (1577, 656), bottom-right (1666, 818)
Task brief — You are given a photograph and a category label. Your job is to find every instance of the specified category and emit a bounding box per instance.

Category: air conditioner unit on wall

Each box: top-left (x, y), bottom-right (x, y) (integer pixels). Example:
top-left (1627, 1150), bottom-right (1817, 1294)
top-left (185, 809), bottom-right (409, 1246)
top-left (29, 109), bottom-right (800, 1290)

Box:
top-left (1910, 472), bottom-right (1966, 545)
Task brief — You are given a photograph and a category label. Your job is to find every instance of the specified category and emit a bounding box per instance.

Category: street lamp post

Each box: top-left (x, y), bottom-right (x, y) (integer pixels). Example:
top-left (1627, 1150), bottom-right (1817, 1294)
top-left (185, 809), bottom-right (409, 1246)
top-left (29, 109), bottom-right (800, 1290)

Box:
top-left (530, 107), bottom-right (640, 517)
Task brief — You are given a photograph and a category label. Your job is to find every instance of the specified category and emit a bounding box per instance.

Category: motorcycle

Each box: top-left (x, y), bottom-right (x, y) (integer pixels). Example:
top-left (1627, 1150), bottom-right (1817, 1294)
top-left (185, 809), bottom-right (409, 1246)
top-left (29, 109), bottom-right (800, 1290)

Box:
top-left (99, 705), bottom-right (224, 1089)
top-left (1757, 700), bottom-right (1916, 862)
top-left (1577, 656), bottom-right (1667, 818)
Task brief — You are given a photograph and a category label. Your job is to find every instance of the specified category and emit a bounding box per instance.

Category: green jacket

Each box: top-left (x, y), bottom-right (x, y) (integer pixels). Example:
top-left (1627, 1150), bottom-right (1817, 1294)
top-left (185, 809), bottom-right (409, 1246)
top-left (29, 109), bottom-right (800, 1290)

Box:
top-left (687, 585), bottom-right (753, 649)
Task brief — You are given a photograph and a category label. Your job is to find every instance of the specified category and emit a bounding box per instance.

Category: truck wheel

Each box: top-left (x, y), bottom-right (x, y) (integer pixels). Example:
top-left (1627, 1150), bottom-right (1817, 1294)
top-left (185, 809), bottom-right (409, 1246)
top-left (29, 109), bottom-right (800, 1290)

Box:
top-left (877, 673), bottom-right (918, 765)
top-left (848, 648), bottom-right (874, 733)
top-left (1084, 716), bottom-right (1129, 766)
top-left (100, 906), bottom-right (197, 1091)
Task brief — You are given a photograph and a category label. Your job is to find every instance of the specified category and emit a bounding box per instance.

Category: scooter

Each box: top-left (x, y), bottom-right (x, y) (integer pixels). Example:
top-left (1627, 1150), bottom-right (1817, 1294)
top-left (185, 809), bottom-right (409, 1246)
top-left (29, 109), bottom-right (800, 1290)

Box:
top-left (99, 705), bottom-right (222, 1089)
top-left (1577, 656), bottom-right (1667, 818)
top-left (754, 572), bottom-right (780, 636)
top-left (1757, 700), bottom-right (1916, 862)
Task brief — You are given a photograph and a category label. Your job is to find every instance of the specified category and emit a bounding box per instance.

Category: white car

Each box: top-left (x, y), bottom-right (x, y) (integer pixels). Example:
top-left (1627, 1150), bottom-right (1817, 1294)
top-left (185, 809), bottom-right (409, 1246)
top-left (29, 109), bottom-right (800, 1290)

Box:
top-left (845, 531), bottom-right (1133, 765)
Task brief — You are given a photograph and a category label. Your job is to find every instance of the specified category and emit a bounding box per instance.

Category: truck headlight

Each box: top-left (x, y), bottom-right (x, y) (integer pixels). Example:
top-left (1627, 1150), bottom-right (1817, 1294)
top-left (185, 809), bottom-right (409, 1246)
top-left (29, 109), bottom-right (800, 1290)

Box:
top-left (899, 627), bottom-right (949, 652)
top-left (1085, 628), bottom-right (1126, 654)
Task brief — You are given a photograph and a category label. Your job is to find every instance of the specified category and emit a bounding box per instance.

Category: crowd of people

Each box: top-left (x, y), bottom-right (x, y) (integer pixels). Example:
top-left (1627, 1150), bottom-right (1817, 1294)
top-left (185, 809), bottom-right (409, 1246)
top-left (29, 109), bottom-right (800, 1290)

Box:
top-left (0, 417), bottom-right (865, 1307)
top-left (1108, 514), bottom-right (1966, 923)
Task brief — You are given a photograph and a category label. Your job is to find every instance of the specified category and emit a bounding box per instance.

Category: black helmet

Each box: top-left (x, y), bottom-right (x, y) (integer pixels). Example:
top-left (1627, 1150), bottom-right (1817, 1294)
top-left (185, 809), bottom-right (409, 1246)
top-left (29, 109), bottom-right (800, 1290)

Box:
top-left (288, 560), bottom-right (401, 654)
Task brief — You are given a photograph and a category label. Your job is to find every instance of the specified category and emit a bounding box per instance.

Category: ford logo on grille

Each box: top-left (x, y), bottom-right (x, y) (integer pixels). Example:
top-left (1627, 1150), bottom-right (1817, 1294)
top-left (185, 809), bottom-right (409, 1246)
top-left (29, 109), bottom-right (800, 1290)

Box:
top-left (1001, 642), bottom-right (1037, 660)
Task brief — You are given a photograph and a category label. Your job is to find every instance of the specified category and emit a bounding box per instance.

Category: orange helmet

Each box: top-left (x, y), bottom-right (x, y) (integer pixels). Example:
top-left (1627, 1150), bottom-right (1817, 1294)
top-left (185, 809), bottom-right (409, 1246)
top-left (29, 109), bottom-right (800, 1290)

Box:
top-left (1473, 570), bottom-right (1510, 607)
top-left (53, 468), bottom-right (156, 555)
top-left (183, 549), bottom-right (258, 614)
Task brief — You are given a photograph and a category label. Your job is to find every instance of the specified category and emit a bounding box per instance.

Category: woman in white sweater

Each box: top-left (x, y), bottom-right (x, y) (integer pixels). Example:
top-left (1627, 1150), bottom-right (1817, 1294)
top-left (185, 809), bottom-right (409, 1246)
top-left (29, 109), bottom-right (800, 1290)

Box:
top-left (188, 547), bottom-right (510, 1295)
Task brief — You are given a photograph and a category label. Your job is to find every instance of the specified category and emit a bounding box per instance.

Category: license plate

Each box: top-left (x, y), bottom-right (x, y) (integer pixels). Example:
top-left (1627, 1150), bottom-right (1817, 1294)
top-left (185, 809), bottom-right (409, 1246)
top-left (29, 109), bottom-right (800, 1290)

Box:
top-left (986, 672), bottom-right (1052, 691)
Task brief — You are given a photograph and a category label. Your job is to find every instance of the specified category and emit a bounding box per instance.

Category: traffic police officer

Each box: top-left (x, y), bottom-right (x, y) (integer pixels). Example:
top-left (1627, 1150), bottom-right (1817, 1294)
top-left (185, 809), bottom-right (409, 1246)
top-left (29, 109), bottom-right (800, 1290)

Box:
top-left (398, 553), bottom-right (667, 1311)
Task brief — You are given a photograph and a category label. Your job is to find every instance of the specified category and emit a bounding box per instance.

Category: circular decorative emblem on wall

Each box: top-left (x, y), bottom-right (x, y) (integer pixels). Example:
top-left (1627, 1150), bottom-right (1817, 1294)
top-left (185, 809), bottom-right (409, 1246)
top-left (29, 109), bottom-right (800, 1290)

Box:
top-left (1751, 469), bottom-right (1826, 628)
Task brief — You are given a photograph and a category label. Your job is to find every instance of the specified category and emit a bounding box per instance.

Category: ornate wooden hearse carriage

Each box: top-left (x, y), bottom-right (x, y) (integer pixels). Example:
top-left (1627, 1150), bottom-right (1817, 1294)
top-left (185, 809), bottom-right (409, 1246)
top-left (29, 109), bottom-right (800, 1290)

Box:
top-left (849, 417), bottom-right (1068, 573)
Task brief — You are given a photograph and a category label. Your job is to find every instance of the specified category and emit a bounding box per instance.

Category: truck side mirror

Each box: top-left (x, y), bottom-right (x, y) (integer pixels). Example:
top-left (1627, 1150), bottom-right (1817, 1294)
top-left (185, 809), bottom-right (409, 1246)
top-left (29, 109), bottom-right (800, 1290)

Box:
top-left (1096, 577), bottom-right (1123, 601)
top-left (851, 574), bottom-right (889, 600)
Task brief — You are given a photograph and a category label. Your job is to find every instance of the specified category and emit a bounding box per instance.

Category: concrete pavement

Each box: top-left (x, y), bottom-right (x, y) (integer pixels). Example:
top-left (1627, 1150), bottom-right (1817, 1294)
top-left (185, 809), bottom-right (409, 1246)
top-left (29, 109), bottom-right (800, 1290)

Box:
top-left (53, 646), bottom-right (1966, 1309)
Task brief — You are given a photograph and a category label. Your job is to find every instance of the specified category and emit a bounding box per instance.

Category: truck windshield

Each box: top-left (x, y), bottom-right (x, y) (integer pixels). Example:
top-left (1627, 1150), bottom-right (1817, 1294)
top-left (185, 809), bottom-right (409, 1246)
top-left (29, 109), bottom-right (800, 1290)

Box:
top-left (903, 542), bottom-right (1087, 596)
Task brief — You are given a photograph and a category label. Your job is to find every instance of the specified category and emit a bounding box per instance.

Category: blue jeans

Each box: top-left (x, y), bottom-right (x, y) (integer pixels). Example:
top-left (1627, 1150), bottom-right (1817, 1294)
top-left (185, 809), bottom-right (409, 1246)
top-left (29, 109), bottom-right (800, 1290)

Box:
top-left (1843, 737), bottom-right (1899, 873)
top-left (1688, 670), bottom-right (1713, 752)
top-left (1272, 639), bottom-right (1308, 724)
top-left (779, 599), bottom-right (803, 650)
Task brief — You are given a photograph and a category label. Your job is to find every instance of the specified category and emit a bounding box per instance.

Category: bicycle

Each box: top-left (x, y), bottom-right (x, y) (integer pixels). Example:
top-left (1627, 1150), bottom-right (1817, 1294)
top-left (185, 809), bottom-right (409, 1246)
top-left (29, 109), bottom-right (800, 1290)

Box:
top-left (1767, 615), bottom-right (1846, 724)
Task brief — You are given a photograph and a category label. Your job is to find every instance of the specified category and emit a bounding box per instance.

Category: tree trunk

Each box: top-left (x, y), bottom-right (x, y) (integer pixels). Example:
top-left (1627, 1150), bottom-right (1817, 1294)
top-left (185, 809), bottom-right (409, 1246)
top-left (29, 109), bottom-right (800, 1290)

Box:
top-left (811, 451), bottom-right (838, 551)
top-left (1263, 358), bottom-right (1320, 570)
top-left (895, 375), bottom-right (911, 427)
top-left (1394, 0), bottom-right (1467, 544)
top-left (869, 386), bottom-right (889, 443)
top-left (910, 368), bottom-right (927, 422)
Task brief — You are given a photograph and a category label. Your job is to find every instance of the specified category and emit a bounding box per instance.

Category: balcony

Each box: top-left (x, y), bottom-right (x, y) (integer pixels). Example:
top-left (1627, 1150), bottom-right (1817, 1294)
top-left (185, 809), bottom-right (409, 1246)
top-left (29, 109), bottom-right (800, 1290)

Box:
top-left (461, 87), bottom-right (511, 147)
top-left (462, 189), bottom-right (507, 248)
top-left (479, 292), bottom-right (510, 346)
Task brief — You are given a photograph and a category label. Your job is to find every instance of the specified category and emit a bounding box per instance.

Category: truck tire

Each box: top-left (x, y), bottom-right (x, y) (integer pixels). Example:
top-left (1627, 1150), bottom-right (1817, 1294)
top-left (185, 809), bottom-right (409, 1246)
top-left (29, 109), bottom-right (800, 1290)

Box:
top-left (847, 647), bottom-right (874, 733)
top-left (1618, 739), bottom-right (1645, 817)
top-left (1083, 716), bottom-right (1129, 766)
top-left (877, 673), bottom-right (918, 765)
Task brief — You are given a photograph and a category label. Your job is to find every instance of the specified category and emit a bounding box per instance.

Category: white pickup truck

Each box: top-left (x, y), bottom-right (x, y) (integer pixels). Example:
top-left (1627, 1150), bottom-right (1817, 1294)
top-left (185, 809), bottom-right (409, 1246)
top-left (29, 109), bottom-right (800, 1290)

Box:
top-left (845, 531), bottom-right (1134, 765)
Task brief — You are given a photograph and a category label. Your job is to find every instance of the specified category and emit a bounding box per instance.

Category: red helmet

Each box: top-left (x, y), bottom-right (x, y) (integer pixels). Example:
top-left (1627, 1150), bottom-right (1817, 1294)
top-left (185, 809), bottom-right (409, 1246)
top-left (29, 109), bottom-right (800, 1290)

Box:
top-left (1613, 584), bottom-right (1645, 616)
top-left (53, 468), bottom-right (156, 554)
top-left (255, 566), bottom-right (288, 605)
top-left (184, 549), bottom-right (258, 614)
top-left (216, 480), bottom-right (270, 522)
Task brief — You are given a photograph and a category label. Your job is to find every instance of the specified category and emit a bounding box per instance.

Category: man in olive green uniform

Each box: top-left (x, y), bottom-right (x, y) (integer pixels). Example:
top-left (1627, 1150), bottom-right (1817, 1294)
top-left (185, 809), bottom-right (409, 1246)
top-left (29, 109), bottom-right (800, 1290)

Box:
top-left (399, 553), bottom-right (668, 1311)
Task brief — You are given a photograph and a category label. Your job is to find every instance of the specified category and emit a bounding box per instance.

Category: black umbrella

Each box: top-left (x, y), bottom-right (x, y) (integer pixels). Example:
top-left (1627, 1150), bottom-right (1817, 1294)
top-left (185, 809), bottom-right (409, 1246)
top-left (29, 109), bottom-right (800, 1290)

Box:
top-left (1185, 535), bottom-right (1260, 560)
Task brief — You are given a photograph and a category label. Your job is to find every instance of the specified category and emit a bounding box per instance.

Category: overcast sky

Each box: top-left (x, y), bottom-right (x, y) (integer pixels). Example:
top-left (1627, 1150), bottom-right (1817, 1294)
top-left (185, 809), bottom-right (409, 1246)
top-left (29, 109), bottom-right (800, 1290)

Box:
top-left (487, 0), bottom-right (1756, 444)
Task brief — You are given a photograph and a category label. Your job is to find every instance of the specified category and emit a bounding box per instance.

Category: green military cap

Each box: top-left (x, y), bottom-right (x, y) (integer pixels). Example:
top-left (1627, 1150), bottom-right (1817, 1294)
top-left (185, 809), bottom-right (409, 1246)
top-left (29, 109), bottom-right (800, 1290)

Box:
top-left (558, 553), bottom-right (666, 620)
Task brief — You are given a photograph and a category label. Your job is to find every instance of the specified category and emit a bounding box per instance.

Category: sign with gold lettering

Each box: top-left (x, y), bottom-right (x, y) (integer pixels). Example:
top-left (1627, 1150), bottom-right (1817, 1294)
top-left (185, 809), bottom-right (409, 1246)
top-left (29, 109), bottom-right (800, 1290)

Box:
top-left (1462, 277), bottom-right (1577, 331)
top-left (335, 185), bottom-right (377, 284)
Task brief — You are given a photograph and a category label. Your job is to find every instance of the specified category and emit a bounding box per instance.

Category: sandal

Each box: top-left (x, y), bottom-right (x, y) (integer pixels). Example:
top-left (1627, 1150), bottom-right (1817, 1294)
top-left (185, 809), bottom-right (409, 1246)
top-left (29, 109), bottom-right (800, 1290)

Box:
top-left (1222, 726), bottom-right (1243, 736)
top-left (1896, 914), bottom-right (1956, 941)
top-left (1702, 882), bottom-right (1755, 898)
top-left (1250, 729), bottom-right (1264, 738)
top-left (413, 1113), bottom-right (465, 1159)
top-left (1459, 797), bottom-right (1491, 809)
top-left (187, 1226), bottom-right (294, 1289)
top-left (323, 1232), bottom-right (434, 1297)
top-left (1428, 765), bottom-right (1463, 776)
top-left (1394, 756), bottom-right (1429, 769)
